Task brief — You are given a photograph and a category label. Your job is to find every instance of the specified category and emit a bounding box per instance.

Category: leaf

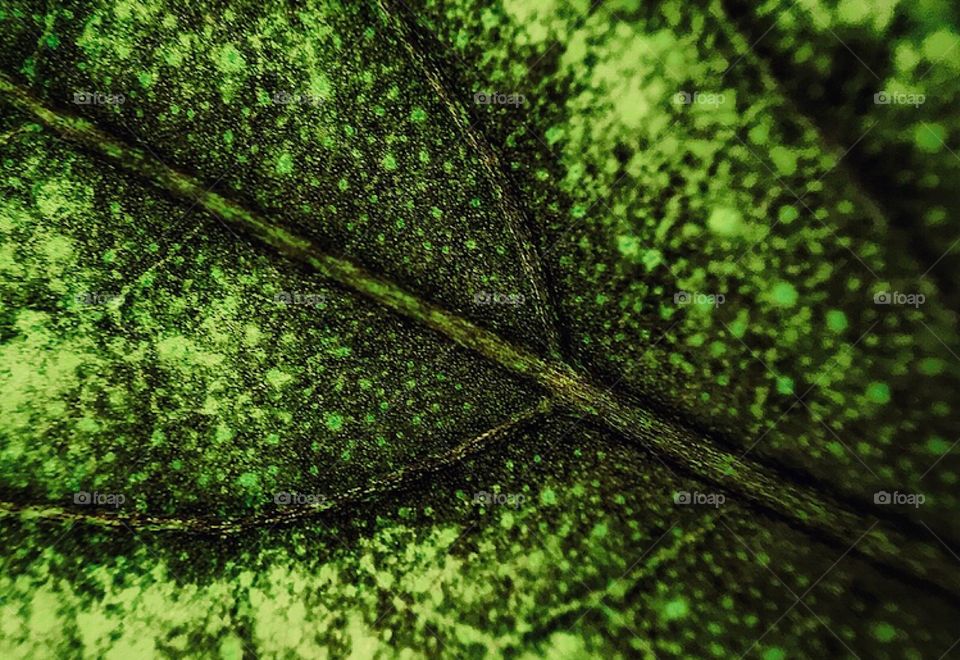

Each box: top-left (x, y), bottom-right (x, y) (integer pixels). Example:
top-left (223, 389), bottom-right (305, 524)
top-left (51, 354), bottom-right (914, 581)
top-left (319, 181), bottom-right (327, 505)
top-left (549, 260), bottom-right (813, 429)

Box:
top-left (1, 0), bottom-right (958, 657)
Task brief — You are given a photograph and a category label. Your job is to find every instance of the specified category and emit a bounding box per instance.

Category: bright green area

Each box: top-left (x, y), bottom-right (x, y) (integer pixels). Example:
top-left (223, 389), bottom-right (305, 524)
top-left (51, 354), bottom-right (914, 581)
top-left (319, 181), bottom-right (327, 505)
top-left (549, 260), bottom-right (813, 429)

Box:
top-left (415, 0), bottom-right (960, 544)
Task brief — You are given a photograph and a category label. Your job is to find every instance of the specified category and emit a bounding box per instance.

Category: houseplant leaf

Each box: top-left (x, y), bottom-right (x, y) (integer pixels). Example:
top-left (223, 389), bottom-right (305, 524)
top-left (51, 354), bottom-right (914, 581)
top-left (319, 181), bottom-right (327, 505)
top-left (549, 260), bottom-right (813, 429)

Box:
top-left (1, 0), bottom-right (958, 657)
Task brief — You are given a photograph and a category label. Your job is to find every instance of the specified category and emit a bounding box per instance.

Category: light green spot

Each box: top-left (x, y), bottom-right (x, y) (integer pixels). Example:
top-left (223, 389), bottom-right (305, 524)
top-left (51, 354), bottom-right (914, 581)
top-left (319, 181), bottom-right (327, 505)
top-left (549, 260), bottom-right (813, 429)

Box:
top-left (923, 30), bottom-right (960, 61)
top-left (872, 622), bottom-right (896, 643)
top-left (661, 596), bottom-right (689, 621)
top-left (215, 424), bottom-right (234, 443)
top-left (216, 43), bottom-right (246, 74)
top-left (748, 123), bottom-right (769, 145)
top-left (866, 382), bottom-right (890, 404)
top-left (826, 310), bottom-right (848, 333)
top-left (275, 152), bottom-right (294, 176)
top-left (776, 376), bottom-right (794, 395)
top-left (237, 472), bottom-right (259, 490)
top-left (769, 281), bottom-right (798, 307)
top-left (266, 368), bottom-right (292, 389)
top-left (915, 123), bottom-right (946, 153)
top-left (641, 249), bottom-right (663, 271)
top-left (919, 357), bottom-right (945, 375)
top-left (707, 206), bottom-right (744, 237)
top-left (617, 234), bottom-right (640, 258)
top-left (926, 437), bottom-right (951, 455)
top-left (325, 412), bottom-right (344, 432)
top-left (769, 146), bottom-right (797, 176)
top-left (836, 0), bottom-right (871, 25)
top-left (762, 648), bottom-right (786, 660)
top-left (778, 205), bottom-right (799, 224)
top-left (219, 634), bottom-right (244, 660)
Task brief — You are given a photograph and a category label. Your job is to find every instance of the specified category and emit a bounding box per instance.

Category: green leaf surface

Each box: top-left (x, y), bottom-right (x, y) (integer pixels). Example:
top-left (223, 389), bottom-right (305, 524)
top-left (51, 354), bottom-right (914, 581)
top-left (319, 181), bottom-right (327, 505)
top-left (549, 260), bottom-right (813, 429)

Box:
top-left (411, 0), bottom-right (960, 539)
top-left (1, 0), bottom-right (958, 657)
top-left (723, 0), bottom-right (960, 304)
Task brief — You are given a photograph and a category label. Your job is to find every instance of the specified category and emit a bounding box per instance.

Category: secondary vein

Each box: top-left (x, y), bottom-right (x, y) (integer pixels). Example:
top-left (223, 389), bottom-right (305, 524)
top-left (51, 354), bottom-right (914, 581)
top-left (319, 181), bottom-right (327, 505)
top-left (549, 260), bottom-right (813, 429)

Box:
top-left (0, 401), bottom-right (550, 534)
top-left (376, 0), bottom-right (565, 359)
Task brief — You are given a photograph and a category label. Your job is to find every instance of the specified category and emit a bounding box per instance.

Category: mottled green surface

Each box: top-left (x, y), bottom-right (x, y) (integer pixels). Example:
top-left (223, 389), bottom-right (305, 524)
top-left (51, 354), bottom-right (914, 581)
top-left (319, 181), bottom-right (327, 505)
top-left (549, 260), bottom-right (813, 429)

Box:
top-left (0, 0), bottom-right (558, 353)
top-left (0, 115), bottom-right (540, 517)
top-left (3, 420), bottom-right (957, 658)
top-left (414, 0), bottom-right (960, 538)
top-left (724, 0), bottom-right (960, 304)
top-left (1, 0), bottom-right (959, 658)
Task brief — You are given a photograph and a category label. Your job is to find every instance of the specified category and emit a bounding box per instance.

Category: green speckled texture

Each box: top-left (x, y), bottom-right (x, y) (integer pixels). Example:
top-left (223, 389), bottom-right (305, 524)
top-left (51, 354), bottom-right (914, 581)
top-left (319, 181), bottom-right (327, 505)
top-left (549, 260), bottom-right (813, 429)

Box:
top-left (413, 0), bottom-right (960, 537)
top-left (1, 0), bottom-right (959, 657)
top-left (0, 117), bottom-right (540, 517)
